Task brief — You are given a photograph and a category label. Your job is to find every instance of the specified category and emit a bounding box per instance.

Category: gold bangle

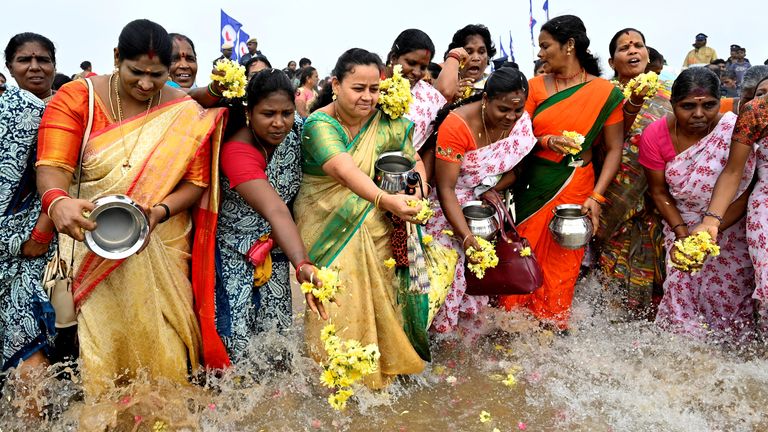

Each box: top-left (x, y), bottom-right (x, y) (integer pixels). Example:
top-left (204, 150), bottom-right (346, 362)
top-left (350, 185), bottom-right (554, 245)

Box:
top-left (461, 234), bottom-right (473, 249)
top-left (374, 191), bottom-right (385, 210)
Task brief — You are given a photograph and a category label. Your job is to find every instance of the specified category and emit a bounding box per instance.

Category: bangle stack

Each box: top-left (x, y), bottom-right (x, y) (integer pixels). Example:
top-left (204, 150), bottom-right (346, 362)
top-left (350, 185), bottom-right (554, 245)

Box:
top-left (374, 191), bottom-right (385, 210)
top-left (42, 188), bottom-right (70, 218)
top-left (539, 135), bottom-right (552, 150)
top-left (207, 82), bottom-right (222, 98)
top-left (589, 191), bottom-right (607, 206)
top-left (30, 227), bottom-right (54, 244)
top-left (295, 259), bottom-right (313, 282)
top-left (446, 52), bottom-right (461, 63)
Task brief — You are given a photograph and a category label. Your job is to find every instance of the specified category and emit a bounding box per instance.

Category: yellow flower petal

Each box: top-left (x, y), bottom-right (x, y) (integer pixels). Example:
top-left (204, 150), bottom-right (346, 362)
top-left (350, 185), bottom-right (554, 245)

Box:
top-left (383, 257), bottom-right (396, 269)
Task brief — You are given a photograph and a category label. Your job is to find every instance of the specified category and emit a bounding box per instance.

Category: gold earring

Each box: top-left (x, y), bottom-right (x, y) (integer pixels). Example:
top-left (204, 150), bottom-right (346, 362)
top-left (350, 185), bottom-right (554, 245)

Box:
top-left (567, 48), bottom-right (572, 56)
top-left (332, 92), bottom-right (337, 101)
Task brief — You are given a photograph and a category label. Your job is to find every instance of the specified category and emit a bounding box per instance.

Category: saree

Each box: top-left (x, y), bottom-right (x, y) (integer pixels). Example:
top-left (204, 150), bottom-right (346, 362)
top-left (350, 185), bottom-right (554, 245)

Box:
top-left (426, 111), bottom-right (536, 333)
top-left (499, 77), bottom-right (624, 328)
top-left (294, 110), bottom-right (424, 389)
top-left (37, 80), bottom-right (227, 396)
top-left (595, 82), bottom-right (672, 319)
top-left (0, 86), bottom-right (56, 371)
top-left (215, 114), bottom-right (303, 359)
top-left (405, 80), bottom-right (447, 151)
top-left (641, 113), bottom-right (756, 343)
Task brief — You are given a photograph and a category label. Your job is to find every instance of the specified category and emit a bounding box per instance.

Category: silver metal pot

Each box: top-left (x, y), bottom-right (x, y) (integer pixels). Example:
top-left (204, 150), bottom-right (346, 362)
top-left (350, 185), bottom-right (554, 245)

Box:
top-left (548, 204), bottom-right (593, 249)
top-left (462, 200), bottom-right (499, 240)
top-left (374, 152), bottom-right (415, 194)
top-left (84, 194), bottom-right (149, 260)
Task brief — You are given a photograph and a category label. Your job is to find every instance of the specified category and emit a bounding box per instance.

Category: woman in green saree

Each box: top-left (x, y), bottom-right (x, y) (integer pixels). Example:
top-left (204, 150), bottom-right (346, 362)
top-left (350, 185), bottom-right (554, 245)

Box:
top-left (293, 48), bottom-right (427, 388)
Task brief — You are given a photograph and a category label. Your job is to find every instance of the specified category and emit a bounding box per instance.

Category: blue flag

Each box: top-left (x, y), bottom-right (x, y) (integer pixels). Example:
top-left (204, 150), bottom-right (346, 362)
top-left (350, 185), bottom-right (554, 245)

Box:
top-left (543, 0), bottom-right (550, 20)
top-left (499, 35), bottom-right (508, 61)
top-left (529, 0), bottom-right (537, 47)
top-left (508, 31), bottom-right (515, 62)
top-left (220, 9), bottom-right (242, 60)
top-left (236, 29), bottom-right (250, 61)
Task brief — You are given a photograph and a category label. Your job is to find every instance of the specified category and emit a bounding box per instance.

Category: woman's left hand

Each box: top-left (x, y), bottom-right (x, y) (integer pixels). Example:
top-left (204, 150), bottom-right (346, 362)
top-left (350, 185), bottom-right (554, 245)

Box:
top-left (298, 264), bottom-right (330, 320)
top-left (480, 189), bottom-right (504, 208)
top-left (581, 198), bottom-right (602, 235)
top-left (21, 238), bottom-right (50, 258)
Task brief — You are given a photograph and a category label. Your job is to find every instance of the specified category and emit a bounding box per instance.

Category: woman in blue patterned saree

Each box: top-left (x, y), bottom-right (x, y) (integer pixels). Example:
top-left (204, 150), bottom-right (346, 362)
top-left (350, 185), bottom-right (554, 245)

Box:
top-left (215, 69), bottom-right (326, 361)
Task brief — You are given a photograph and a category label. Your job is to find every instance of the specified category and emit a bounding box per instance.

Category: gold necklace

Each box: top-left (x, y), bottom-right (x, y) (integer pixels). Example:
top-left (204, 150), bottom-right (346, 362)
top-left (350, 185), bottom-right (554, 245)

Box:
top-left (250, 129), bottom-right (271, 161)
top-left (333, 104), bottom-right (354, 140)
top-left (481, 103), bottom-right (510, 145)
top-left (108, 72), bottom-right (156, 174)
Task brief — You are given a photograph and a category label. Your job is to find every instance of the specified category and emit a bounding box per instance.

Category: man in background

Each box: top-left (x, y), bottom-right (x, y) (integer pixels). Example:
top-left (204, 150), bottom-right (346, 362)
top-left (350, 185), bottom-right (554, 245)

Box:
top-left (726, 45), bottom-right (751, 87)
top-left (683, 33), bottom-right (717, 68)
top-left (239, 37), bottom-right (262, 66)
top-left (213, 42), bottom-right (234, 66)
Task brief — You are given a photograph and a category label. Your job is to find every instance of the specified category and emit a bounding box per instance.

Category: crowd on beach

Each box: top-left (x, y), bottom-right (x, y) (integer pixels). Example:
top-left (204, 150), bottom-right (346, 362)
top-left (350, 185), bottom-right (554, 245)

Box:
top-left (2, 13), bottom-right (768, 418)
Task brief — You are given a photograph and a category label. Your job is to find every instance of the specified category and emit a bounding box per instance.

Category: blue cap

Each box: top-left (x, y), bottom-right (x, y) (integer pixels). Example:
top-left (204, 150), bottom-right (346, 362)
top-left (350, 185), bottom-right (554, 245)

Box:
top-left (695, 33), bottom-right (708, 41)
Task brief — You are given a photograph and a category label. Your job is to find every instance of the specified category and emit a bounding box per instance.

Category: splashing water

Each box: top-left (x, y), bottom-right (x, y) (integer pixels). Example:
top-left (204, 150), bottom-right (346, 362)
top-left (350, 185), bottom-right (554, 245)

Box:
top-left (2, 275), bottom-right (767, 431)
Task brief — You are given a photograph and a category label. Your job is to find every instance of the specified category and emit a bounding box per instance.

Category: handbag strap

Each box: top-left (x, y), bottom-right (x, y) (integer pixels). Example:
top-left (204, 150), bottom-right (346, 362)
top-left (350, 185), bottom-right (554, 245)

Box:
top-left (487, 192), bottom-right (522, 243)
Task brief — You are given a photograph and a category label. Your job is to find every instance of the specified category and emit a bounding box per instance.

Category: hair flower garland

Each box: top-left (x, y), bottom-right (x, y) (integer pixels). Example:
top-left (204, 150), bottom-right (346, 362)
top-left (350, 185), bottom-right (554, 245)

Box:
top-left (300, 266), bottom-right (342, 303)
top-left (378, 65), bottom-right (412, 119)
top-left (670, 231), bottom-right (720, 273)
top-left (466, 236), bottom-right (499, 279)
top-left (210, 59), bottom-right (247, 99)
top-left (319, 324), bottom-right (381, 410)
top-left (620, 71), bottom-right (660, 101)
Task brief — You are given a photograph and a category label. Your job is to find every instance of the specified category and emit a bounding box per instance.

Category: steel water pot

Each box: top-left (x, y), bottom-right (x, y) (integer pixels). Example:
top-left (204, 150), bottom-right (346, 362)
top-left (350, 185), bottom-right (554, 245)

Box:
top-left (548, 204), bottom-right (593, 249)
top-left (374, 152), bottom-right (415, 193)
top-left (462, 200), bottom-right (500, 240)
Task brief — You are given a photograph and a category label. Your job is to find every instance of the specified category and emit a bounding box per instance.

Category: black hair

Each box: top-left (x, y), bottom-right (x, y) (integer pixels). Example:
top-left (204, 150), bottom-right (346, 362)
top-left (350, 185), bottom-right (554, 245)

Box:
top-left (541, 15), bottom-right (601, 76)
top-left (427, 62), bottom-right (442, 80)
top-left (245, 54), bottom-right (272, 72)
top-left (299, 66), bottom-right (317, 86)
top-left (431, 66), bottom-right (529, 137)
top-left (52, 73), bottom-right (72, 90)
top-left (311, 48), bottom-right (384, 113)
top-left (648, 47), bottom-right (663, 64)
top-left (4, 32), bottom-right (56, 66)
top-left (710, 58), bottom-right (726, 66)
top-left (168, 33), bottom-right (197, 56)
top-left (445, 24), bottom-right (496, 61)
top-left (671, 67), bottom-right (721, 105)
top-left (720, 70), bottom-right (737, 81)
top-left (608, 28), bottom-right (646, 59)
top-left (387, 29), bottom-right (436, 64)
top-left (80, 60), bottom-right (91, 70)
top-left (117, 19), bottom-right (172, 67)
top-left (246, 68), bottom-right (294, 109)
top-left (299, 57), bottom-right (312, 67)
top-left (533, 59), bottom-right (546, 72)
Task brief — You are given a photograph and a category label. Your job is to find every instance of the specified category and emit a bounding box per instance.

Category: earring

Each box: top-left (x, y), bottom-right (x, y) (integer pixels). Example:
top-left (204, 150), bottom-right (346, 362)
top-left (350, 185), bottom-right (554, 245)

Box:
top-left (566, 48), bottom-right (572, 56)
top-left (332, 92), bottom-right (337, 101)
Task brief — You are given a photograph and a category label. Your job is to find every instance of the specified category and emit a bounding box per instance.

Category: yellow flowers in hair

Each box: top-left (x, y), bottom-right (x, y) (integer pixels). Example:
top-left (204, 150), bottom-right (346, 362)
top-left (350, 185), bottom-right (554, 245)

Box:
top-left (466, 236), bottom-right (499, 279)
top-left (319, 324), bottom-right (381, 410)
top-left (378, 65), bottom-right (413, 119)
top-left (300, 266), bottom-right (342, 303)
top-left (210, 59), bottom-right (248, 99)
top-left (670, 231), bottom-right (720, 273)
top-left (561, 131), bottom-right (585, 155)
top-left (407, 198), bottom-right (435, 224)
top-left (621, 71), bottom-right (661, 101)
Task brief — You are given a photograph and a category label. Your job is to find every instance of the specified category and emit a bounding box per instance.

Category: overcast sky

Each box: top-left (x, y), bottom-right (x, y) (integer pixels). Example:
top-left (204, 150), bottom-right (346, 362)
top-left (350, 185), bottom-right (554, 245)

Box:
top-left (2, 0), bottom-right (765, 87)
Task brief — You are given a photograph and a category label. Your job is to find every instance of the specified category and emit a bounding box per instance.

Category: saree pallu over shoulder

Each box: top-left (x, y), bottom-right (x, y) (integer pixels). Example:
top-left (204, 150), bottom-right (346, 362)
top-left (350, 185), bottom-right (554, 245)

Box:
top-left (294, 109), bottom-right (424, 388)
top-left (514, 80), bottom-right (624, 223)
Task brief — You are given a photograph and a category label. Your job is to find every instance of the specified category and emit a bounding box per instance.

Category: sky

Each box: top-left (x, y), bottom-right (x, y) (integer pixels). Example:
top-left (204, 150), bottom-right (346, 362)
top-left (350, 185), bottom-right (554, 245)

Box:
top-left (2, 0), bottom-right (765, 87)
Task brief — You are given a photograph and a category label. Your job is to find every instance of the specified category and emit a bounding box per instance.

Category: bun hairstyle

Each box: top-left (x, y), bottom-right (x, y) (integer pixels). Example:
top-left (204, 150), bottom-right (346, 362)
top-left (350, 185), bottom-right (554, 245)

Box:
top-left (670, 67), bottom-right (721, 105)
top-left (541, 15), bottom-right (601, 76)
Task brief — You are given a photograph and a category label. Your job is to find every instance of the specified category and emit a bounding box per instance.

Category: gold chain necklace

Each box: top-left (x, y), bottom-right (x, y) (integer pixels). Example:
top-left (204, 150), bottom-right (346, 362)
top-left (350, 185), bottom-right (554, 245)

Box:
top-left (481, 103), bottom-right (510, 145)
top-left (108, 72), bottom-right (156, 174)
top-left (333, 104), bottom-right (354, 140)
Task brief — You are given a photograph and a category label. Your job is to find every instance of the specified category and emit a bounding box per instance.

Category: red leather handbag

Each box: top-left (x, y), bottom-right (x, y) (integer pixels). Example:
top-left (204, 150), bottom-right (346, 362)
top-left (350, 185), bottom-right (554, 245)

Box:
top-left (465, 198), bottom-right (544, 296)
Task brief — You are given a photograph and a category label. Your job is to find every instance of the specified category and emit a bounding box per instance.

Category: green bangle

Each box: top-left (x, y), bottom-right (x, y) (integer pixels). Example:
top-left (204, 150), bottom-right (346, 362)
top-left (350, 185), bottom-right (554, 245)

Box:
top-left (207, 82), bottom-right (222, 98)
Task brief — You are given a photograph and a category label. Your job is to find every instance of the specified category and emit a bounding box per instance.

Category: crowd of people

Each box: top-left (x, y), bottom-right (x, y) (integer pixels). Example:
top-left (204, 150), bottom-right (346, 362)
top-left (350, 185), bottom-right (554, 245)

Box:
top-left (2, 14), bottom-right (768, 417)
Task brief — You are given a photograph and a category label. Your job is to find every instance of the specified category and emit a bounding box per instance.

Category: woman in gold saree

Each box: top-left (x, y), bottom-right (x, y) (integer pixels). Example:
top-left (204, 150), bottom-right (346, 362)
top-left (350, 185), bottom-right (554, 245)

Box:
top-left (35, 20), bottom-right (228, 398)
top-left (294, 48), bottom-right (427, 388)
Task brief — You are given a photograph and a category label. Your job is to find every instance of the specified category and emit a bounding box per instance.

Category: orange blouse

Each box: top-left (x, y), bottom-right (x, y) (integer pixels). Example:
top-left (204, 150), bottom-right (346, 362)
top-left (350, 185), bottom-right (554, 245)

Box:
top-left (435, 112), bottom-right (478, 163)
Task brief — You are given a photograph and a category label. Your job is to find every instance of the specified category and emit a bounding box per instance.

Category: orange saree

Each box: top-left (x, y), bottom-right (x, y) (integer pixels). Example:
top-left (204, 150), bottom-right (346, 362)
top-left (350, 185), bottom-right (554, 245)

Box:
top-left (37, 80), bottom-right (229, 396)
top-left (499, 76), bottom-right (624, 328)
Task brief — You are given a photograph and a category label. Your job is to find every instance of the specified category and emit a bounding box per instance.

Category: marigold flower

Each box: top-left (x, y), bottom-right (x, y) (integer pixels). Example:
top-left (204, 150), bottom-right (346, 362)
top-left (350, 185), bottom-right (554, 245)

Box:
top-left (210, 59), bottom-right (247, 99)
top-left (670, 231), bottom-right (720, 273)
top-left (467, 236), bottom-right (499, 279)
top-left (422, 234), bottom-right (433, 245)
top-left (300, 266), bottom-right (342, 303)
top-left (519, 246), bottom-right (531, 257)
top-left (561, 131), bottom-right (585, 155)
top-left (479, 410), bottom-right (492, 423)
top-left (407, 198), bottom-right (435, 223)
top-left (621, 71), bottom-right (661, 101)
top-left (378, 65), bottom-right (413, 119)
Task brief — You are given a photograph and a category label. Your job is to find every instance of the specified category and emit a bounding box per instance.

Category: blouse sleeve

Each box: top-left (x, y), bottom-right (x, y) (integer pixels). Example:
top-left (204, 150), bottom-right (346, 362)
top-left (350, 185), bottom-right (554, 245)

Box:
top-left (637, 120), bottom-right (668, 171)
top-left (37, 80), bottom-right (90, 173)
top-left (436, 113), bottom-right (473, 164)
top-left (302, 115), bottom-right (348, 168)
top-left (732, 97), bottom-right (768, 146)
top-left (605, 96), bottom-right (625, 126)
top-left (220, 141), bottom-right (268, 189)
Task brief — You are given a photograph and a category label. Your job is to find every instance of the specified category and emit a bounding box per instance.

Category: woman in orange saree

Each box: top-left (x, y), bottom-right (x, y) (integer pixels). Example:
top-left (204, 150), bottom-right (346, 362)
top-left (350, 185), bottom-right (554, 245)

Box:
top-left (499, 16), bottom-right (625, 329)
top-left (35, 20), bottom-right (228, 398)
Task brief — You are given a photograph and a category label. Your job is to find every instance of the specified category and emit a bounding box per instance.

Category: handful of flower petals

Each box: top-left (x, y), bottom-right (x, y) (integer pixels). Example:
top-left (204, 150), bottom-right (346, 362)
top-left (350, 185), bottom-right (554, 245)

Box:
top-left (561, 131), bottom-right (585, 155)
top-left (670, 231), bottom-right (720, 273)
top-left (319, 324), bottom-right (381, 410)
top-left (378, 65), bottom-right (413, 119)
top-left (407, 198), bottom-right (434, 224)
top-left (621, 71), bottom-right (661, 101)
top-left (210, 59), bottom-right (247, 99)
top-left (300, 266), bottom-right (342, 303)
top-left (466, 236), bottom-right (499, 279)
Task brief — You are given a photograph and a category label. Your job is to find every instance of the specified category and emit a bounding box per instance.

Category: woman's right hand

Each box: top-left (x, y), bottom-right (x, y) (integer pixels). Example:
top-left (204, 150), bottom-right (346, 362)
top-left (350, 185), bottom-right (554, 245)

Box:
top-left (447, 47), bottom-right (469, 66)
top-left (463, 234), bottom-right (482, 263)
top-left (380, 193), bottom-right (420, 223)
top-left (690, 223), bottom-right (719, 241)
top-left (49, 198), bottom-right (96, 242)
top-left (298, 264), bottom-right (330, 320)
top-left (548, 135), bottom-right (582, 155)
